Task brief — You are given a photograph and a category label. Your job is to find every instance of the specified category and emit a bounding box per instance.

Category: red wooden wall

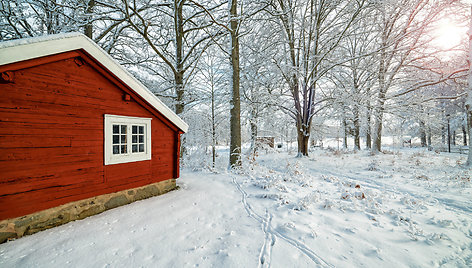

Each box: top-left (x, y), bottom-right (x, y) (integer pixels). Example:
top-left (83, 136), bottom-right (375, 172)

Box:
top-left (0, 51), bottom-right (182, 220)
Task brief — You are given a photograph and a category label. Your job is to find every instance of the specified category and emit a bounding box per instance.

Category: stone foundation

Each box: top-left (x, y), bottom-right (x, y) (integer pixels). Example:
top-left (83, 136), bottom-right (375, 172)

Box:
top-left (0, 179), bottom-right (176, 244)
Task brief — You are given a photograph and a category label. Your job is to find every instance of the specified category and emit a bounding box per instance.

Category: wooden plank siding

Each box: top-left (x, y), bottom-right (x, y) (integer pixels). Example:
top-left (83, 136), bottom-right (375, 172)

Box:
top-left (0, 52), bottom-right (180, 220)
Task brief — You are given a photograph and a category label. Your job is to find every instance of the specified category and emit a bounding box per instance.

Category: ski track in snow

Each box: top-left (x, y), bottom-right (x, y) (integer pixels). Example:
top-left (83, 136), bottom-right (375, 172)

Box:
top-left (231, 175), bottom-right (333, 268)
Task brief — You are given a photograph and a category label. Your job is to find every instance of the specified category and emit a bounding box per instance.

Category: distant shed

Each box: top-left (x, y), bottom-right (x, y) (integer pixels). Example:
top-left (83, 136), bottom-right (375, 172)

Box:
top-left (256, 136), bottom-right (275, 148)
top-left (0, 33), bottom-right (188, 241)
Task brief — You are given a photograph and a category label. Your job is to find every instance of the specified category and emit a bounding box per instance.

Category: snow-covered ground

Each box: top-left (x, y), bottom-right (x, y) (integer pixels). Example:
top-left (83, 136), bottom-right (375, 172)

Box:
top-left (1, 148), bottom-right (472, 267)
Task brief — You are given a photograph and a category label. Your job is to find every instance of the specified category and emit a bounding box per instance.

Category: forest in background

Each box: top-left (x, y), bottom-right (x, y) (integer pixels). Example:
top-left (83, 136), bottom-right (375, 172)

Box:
top-left (1, 0), bottom-right (470, 168)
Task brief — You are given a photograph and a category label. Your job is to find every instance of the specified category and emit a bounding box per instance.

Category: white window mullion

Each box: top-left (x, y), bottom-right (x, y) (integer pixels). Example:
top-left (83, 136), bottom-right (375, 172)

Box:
top-left (127, 124), bottom-right (131, 155)
top-left (146, 124), bottom-right (151, 155)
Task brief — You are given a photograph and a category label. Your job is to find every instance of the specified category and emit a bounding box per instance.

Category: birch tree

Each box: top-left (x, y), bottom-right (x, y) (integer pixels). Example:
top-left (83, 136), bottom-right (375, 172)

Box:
top-left (465, 5), bottom-right (472, 166)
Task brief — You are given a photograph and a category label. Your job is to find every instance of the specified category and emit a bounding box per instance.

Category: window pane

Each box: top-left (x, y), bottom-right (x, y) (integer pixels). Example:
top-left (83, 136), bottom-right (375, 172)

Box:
top-left (113, 135), bottom-right (119, 144)
top-left (121, 135), bottom-right (127, 143)
top-left (139, 144), bottom-right (144, 152)
top-left (113, 125), bottom-right (119, 134)
top-left (132, 125), bottom-right (138, 134)
top-left (132, 135), bottom-right (137, 143)
top-left (139, 135), bottom-right (144, 143)
top-left (132, 145), bottom-right (138, 153)
top-left (113, 145), bottom-right (120, 154)
top-left (121, 145), bottom-right (127, 154)
top-left (121, 125), bottom-right (127, 134)
top-left (139, 126), bottom-right (144, 134)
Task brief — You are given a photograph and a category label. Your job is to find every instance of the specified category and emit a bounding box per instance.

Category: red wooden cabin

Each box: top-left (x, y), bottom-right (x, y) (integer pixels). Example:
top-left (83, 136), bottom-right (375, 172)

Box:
top-left (0, 33), bottom-right (188, 221)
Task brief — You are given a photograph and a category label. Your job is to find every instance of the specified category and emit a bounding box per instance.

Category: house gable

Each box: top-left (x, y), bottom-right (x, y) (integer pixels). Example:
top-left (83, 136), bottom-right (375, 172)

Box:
top-left (0, 32), bottom-right (188, 133)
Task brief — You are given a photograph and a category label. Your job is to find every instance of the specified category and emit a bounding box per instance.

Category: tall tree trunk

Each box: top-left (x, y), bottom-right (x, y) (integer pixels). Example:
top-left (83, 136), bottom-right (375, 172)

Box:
top-left (453, 131), bottom-right (456, 146)
top-left (229, 0), bottom-right (241, 167)
top-left (447, 116), bottom-right (451, 152)
top-left (84, 0), bottom-right (95, 38)
top-left (353, 106), bottom-right (360, 150)
top-left (467, 111), bottom-right (472, 165)
top-left (45, 1), bottom-right (55, 34)
top-left (250, 110), bottom-right (258, 156)
top-left (463, 124), bottom-right (467, 146)
top-left (296, 121), bottom-right (310, 156)
top-left (296, 83), bottom-right (316, 157)
top-left (372, 7), bottom-right (389, 153)
top-left (175, 73), bottom-right (185, 114)
top-left (174, 1), bottom-right (185, 115)
top-left (427, 126), bottom-right (432, 148)
top-left (211, 78), bottom-right (216, 168)
top-left (442, 125), bottom-right (446, 144)
top-left (343, 117), bottom-right (348, 149)
top-left (366, 103), bottom-right (372, 149)
top-left (303, 135), bottom-right (309, 154)
top-left (372, 102), bottom-right (385, 152)
top-left (174, 1), bottom-right (186, 157)
top-left (420, 120), bottom-right (427, 147)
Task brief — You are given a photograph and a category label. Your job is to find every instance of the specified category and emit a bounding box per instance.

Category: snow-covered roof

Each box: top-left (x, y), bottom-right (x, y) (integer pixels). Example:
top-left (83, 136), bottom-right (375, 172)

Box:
top-left (0, 32), bottom-right (188, 133)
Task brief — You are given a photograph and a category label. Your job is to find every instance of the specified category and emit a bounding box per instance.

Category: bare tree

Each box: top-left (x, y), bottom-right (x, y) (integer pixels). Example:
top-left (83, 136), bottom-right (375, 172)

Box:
top-left (0, 0), bottom-right (91, 40)
top-left (266, 0), bottom-right (366, 156)
top-left (121, 0), bottom-right (224, 115)
top-left (465, 5), bottom-right (472, 166)
top-left (370, 0), bottom-right (458, 152)
top-left (228, 0), bottom-right (242, 167)
top-left (194, 48), bottom-right (229, 168)
top-left (84, 0), bottom-right (95, 38)
top-left (330, 10), bottom-right (379, 150)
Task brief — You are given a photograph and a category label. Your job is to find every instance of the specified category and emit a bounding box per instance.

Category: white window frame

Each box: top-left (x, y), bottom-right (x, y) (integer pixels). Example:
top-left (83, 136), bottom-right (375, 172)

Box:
top-left (104, 114), bottom-right (152, 165)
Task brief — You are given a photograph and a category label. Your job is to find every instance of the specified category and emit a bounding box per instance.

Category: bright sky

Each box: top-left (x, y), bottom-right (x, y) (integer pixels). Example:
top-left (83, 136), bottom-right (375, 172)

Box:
top-left (433, 18), bottom-right (467, 50)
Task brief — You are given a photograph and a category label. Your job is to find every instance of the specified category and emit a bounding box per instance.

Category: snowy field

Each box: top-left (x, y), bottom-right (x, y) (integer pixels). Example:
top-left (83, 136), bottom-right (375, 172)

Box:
top-left (1, 148), bottom-right (472, 267)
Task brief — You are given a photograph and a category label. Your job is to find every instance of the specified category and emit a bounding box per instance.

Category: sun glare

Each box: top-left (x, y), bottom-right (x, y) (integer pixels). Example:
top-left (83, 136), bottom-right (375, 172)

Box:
top-left (434, 19), bottom-right (466, 50)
